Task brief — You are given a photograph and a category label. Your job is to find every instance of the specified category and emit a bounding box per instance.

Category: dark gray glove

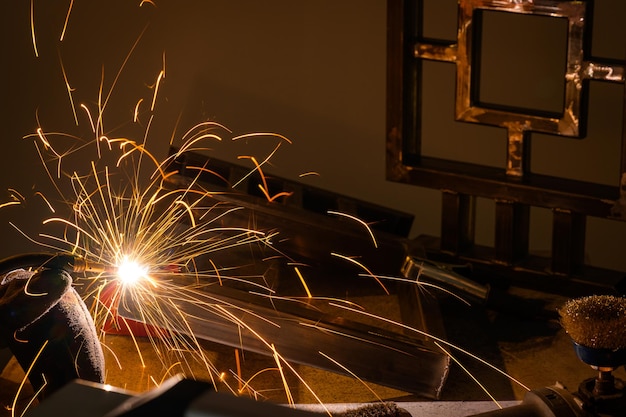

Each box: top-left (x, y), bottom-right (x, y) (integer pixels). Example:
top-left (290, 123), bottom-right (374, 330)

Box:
top-left (0, 268), bottom-right (105, 398)
top-left (0, 269), bottom-right (71, 338)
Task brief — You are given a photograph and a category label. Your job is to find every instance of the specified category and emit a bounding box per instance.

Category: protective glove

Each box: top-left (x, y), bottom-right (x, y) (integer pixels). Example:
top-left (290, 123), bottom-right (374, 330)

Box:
top-left (0, 269), bottom-right (71, 338)
top-left (0, 268), bottom-right (105, 398)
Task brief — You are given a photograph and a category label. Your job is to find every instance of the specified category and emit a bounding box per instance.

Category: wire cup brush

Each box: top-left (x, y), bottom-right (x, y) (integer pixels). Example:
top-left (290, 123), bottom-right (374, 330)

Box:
top-left (441, 296), bottom-right (626, 417)
top-left (559, 295), bottom-right (626, 415)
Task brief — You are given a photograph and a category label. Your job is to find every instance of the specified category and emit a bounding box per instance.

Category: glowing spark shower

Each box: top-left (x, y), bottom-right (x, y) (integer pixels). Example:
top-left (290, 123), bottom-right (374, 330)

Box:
top-left (0, 3), bottom-right (537, 415)
top-left (116, 258), bottom-right (148, 286)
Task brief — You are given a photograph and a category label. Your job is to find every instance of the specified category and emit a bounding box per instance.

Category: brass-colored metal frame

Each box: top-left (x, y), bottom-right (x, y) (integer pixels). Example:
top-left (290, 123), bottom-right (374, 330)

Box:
top-left (455, 1), bottom-right (586, 177)
top-left (387, 0), bottom-right (626, 291)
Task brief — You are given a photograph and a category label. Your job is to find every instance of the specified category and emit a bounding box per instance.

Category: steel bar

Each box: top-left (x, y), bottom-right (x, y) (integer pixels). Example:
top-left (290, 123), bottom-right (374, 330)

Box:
top-left (117, 281), bottom-right (450, 399)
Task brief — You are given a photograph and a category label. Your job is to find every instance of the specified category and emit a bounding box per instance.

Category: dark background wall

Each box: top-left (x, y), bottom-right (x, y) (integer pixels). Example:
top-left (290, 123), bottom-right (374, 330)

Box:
top-left (0, 1), bottom-right (624, 272)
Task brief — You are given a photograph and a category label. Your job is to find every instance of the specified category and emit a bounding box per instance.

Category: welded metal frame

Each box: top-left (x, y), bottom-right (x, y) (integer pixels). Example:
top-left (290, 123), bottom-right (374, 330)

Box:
top-left (455, 0), bottom-right (586, 177)
top-left (387, 0), bottom-right (626, 292)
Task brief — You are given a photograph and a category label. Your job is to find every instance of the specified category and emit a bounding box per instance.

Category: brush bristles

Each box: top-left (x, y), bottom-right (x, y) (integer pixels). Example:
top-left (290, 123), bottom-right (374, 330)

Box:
top-left (559, 295), bottom-right (626, 350)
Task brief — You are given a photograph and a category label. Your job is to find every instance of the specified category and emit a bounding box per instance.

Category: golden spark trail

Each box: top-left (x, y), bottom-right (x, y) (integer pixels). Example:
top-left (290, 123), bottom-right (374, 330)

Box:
top-left (231, 132), bottom-right (293, 145)
top-left (271, 348), bottom-right (330, 416)
top-left (233, 142), bottom-right (284, 192)
top-left (329, 302), bottom-right (531, 392)
top-left (237, 367), bottom-right (280, 395)
top-left (173, 122), bottom-right (229, 154)
top-left (294, 266), bottom-right (312, 298)
top-left (250, 292), bottom-right (367, 312)
top-left (234, 349), bottom-right (242, 391)
top-left (99, 25), bottom-right (150, 119)
top-left (359, 272), bottom-right (471, 306)
top-left (318, 351), bottom-right (383, 405)
top-left (59, 53), bottom-right (79, 125)
top-left (133, 99), bottom-right (144, 123)
top-left (34, 192), bottom-right (55, 213)
top-left (331, 252), bottom-right (389, 295)
top-left (150, 69), bottom-right (165, 111)
top-left (327, 210), bottom-right (378, 248)
top-left (23, 275), bottom-right (49, 298)
top-left (0, 202), bottom-right (21, 209)
top-left (35, 128), bottom-right (64, 178)
top-left (298, 322), bottom-right (411, 357)
top-left (12, 341), bottom-right (48, 417)
top-left (272, 344), bottom-right (293, 406)
top-left (209, 258), bottom-right (222, 286)
top-left (29, 0), bottom-right (38, 57)
top-left (435, 341), bottom-right (503, 409)
top-left (8, 189), bottom-right (26, 203)
top-left (60, 0), bottom-right (74, 41)
top-left (120, 317), bottom-right (147, 368)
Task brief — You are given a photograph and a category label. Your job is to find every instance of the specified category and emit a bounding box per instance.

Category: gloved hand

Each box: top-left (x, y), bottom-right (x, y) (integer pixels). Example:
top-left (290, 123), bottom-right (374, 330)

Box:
top-left (0, 267), bottom-right (105, 398)
top-left (0, 269), bottom-right (71, 339)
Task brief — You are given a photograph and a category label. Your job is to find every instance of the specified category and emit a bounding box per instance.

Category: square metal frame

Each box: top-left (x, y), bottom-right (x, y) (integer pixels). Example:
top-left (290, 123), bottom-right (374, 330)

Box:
top-left (386, 0), bottom-right (626, 292)
top-left (455, 0), bottom-right (587, 138)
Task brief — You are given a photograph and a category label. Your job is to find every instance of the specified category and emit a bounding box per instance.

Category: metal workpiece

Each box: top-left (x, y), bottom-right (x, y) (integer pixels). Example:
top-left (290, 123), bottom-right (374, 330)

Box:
top-left (117, 280), bottom-right (451, 399)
